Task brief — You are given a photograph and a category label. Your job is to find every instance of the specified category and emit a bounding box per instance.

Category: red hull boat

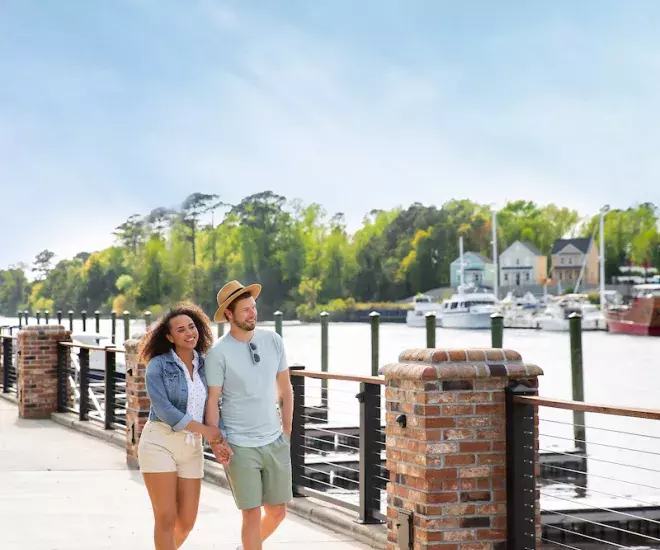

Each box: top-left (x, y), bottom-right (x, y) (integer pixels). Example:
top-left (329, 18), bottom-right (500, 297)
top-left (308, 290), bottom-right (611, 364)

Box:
top-left (605, 284), bottom-right (660, 336)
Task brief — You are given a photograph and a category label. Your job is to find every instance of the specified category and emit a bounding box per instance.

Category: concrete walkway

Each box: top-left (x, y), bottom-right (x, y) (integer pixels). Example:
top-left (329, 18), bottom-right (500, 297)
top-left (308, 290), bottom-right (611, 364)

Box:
top-left (0, 399), bottom-right (373, 550)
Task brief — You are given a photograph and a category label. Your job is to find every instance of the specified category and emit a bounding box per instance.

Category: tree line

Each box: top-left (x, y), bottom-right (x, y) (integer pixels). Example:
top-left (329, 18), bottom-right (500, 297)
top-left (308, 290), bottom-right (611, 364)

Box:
top-left (1, 191), bottom-right (658, 320)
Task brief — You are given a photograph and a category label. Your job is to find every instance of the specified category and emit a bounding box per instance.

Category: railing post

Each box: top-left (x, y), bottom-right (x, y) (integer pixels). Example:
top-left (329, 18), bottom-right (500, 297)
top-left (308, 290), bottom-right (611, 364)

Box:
top-left (24, 310), bottom-right (29, 325)
top-left (320, 311), bottom-right (329, 403)
top-left (104, 347), bottom-right (116, 429)
top-left (18, 311), bottom-right (23, 328)
top-left (57, 344), bottom-right (68, 412)
top-left (569, 313), bottom-right (586, 450)
top-left (36, 310), bottom-right (41, 325)
top-left (357, 382), bottom-right (383, 524)
top-left (111, 311), bottom-right (117, 344)
top-left (425, 312), bottom-right (436, 348)
top-left (144, 310), bottom-right (152, 330)
top-left (79, 348), bottom-right (90, 421)
top-left (2, 337), bottom-right (11, 393)
top-left (491, 312), bottom-right (504, 348)
top-left (44, 310), bottom-right (50, 324)
top-left (290, 364), bottom-right (305, 497)
top-left (68, 310), bottom-right (74, 332)
top-left (95, 310), bottom-right (101, 333)
top-left (506, 382), bottom-right (539, 550)
top-left (370, 311), bottom-right (380, 377)
top-left (274, 310), bottom-right (283, 337)
top-left (123, 311), bottom-right (130, 342)
top-left (56, 310), bottom-right (62, 325)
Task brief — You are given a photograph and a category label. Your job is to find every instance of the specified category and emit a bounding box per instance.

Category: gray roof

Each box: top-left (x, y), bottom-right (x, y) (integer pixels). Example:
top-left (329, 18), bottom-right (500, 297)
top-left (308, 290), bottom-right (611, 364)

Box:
top-left (551, 238), bottom-right (593, 255)
top-left (451, 251), bottom-right (492, 265)
top-left (519, 241), bottom-right (544, 256)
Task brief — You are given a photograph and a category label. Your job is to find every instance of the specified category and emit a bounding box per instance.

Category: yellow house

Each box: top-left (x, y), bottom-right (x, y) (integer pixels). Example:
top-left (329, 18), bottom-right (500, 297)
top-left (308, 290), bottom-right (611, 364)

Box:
top-left (551, 237), bottom-right (599, 288)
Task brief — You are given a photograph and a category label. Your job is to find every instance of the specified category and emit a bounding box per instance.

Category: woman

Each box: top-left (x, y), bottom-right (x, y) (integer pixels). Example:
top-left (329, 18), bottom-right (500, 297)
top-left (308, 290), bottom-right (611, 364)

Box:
top-left (137, 303), bottom-right (226, 550)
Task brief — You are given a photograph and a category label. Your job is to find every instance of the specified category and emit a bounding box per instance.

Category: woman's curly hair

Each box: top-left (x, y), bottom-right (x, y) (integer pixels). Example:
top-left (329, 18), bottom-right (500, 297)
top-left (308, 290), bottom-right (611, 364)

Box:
top-left (138, 302), bottom-right (215, 364)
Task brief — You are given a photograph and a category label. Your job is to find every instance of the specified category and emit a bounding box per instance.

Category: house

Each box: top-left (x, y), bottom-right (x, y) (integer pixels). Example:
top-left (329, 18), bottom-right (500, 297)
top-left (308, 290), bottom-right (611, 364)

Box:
top-left (499, 241), bottom-right (548, 288)
top-left (450, 252), bottom-right (495, 288)
top-left (551, 237), bottom-right (599, 289)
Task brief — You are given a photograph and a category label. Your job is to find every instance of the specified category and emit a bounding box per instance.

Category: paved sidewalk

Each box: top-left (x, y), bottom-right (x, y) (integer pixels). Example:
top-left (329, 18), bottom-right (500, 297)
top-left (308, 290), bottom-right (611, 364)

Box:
top-left (0, 399), bottom-right (372, 549)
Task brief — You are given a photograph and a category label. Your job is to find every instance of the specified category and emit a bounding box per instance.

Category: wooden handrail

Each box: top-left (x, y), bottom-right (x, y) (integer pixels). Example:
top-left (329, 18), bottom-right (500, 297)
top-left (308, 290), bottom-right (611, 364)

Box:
top-left (514, 395), bottom-right (660, 421)
top-left (59, 341), bottom-right (126, 353)
top-left (290, 370), bottom-right (385, 386)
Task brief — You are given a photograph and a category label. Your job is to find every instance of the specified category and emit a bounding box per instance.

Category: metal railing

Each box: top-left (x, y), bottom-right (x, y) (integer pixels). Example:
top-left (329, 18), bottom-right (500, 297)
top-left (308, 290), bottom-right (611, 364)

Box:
top-left (57, 342), bottom-right (127, 430)
top-left (0, 332), bottom-right (18, 396)
top-left (508, 391), bottom-right (660, 549)
top-left (289, 367), bottom-right (386, 524)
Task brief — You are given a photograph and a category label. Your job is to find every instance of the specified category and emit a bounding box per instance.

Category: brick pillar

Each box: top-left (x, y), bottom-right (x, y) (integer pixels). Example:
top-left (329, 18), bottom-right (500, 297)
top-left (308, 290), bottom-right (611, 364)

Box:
top-left (124, 338), bottom-right (150, 469)
top-left (17, 325), bottom-right (71, 419)
top-left (382, 348), bottom-right (542, 550)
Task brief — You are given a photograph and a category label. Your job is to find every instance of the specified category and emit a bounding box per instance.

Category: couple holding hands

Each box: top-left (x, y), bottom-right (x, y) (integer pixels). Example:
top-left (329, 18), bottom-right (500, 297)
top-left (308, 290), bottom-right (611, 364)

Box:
top-left (137, 280), bottom-right (293, 550)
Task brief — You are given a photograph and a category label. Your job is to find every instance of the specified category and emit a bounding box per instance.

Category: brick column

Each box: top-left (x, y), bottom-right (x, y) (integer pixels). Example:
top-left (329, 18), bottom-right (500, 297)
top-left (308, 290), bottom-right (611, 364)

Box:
top-left (17, 325), bottom-right (71, 419)
top-left (382, 348), bottom-right (542, 550)
top-left (124, 338), bottom-right (150, 469)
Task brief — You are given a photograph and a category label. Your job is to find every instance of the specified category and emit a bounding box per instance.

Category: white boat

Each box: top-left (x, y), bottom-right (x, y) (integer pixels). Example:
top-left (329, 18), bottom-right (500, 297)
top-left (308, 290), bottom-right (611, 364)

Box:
top-left (537, 295), bottom-right (607, 332)
top-left (406, 294), bottom-right (443, 327)
top-left (440, 285), bottom-right (499, 329)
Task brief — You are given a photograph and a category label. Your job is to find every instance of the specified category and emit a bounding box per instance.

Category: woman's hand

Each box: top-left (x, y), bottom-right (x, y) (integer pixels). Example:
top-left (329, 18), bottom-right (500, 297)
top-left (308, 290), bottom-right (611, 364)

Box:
top-left (210, 441), bottom-right (233, 465)
top-left (202, 425), bottom-right (225, 444)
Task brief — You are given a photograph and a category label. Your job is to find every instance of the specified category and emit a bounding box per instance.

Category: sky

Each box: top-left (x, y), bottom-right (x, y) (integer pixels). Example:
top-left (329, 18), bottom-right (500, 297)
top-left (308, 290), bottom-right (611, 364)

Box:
top-left (2, 0), bottom-right (660, 269)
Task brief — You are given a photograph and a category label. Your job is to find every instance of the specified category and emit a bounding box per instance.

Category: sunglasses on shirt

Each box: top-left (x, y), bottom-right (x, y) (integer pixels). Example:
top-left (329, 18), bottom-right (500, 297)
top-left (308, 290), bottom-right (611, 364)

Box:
top-left (249, 342), bottom-right (260, 364)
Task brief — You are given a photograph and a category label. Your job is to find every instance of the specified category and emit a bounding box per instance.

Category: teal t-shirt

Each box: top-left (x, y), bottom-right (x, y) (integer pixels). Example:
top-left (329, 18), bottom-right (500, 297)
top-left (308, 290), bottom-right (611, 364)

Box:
top-left (205, 329), bottom-right (288, 447)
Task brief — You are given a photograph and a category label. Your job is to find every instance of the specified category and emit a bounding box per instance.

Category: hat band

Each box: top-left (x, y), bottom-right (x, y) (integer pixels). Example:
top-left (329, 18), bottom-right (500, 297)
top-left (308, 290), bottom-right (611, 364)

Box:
top-left (222, 286), bottom-right (247, 305)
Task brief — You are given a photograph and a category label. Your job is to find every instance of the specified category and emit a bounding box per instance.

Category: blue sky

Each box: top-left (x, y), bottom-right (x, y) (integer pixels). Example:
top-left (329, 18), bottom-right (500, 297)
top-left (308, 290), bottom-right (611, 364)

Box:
top-left (2, 0), bottom-right (660, 269)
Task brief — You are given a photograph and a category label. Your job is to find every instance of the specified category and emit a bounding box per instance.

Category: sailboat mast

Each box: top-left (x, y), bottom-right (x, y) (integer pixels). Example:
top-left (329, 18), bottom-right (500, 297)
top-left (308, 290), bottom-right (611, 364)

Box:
top-left (459, 236), bottom-right (465, 287)
top-left (600, 205), bottom-right (609, 310)
top-left (492, 209), bottom-right (498, 298)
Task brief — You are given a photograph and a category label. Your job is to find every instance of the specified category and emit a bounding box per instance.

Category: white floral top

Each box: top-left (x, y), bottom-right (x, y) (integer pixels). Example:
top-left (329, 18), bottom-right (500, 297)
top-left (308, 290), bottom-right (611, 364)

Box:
top-left (172, 349), bottom-right (207, 425)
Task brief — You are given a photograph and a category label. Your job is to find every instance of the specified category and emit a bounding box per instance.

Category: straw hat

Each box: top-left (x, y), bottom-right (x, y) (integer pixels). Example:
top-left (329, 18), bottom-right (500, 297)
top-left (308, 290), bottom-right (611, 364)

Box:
top-left (213, 280), bottom-right (262, 323)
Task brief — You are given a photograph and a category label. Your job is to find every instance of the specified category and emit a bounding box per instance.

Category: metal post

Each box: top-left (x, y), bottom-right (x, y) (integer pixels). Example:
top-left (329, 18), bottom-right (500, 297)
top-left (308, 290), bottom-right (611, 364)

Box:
top-left (506, 382), bottom-right (538, 549)
top-left (79, 348), bottom-right (90, 421)
top-left (111, 312), bottom-right (117, 344)
top-left (358, 382), bottom-right (383, 524)
top-left (491, 313), bottom-right (504, 348)
top-left (44, 310), bottom-right (50, 324)
top-left (274, 310), bottom-right (283, 337)
top-left (320, 311), bottom-right (329, 403)
top-left (144, 310), bottom-right (152, 330)
top-left (492, 208), bottom-right (499, 299)
top-left (56, 311), bottom-right (62, 325)
top-left (569, 313), bottom-right (586, 453)
top-left (123, 311), bottom-right (130, 342)
top-left (57, 344), bottom-right (68, 412)
top-left (81, 310), bottom-right (87, 332)
top-left (425, 312), bottom-right (436, 348)
top-left (36, 310), bottom-right (41, 325)
top-left (599, 205), bottom-right (610, 312)
top-left (2, 338), bottom-right (11, 393)
top-left (104, 347), bottom-right (116, 430)
top-left (18, 312), bottom-right (23, 328)
top-left (68, 310), bottom-right (74, 332)
top-left (95, 311), bottom-right (101, 333)
top-left (370, 311), bottom-right (380, 377)
top-left (290, 364), bottom-right (306, 497)
top-left (24, 310), bottom-right (29, 325)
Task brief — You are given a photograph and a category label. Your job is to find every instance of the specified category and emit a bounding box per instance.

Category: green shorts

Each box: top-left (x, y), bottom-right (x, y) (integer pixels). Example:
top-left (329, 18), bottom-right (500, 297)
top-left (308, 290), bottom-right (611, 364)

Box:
top-left (225, 433), bottom-right (293, 510)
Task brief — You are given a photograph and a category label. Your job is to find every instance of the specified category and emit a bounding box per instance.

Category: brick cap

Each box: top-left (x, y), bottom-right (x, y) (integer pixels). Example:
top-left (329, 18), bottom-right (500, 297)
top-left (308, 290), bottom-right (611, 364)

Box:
top-left (18, 325), bottom-right (71, 338)
top-left (124, 338), bottom-right (141, 354)
top-left (379, 348), bottom-right (543, 380)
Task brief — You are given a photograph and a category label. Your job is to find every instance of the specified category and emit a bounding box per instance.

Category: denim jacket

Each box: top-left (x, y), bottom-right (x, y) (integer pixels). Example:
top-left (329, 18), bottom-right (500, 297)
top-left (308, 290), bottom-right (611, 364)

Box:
top-left (145, 349), bottom-right (210, 431)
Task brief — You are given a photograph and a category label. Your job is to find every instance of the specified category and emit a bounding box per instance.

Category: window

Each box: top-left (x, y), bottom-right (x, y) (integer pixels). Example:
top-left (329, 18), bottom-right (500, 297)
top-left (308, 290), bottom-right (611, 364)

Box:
top-left (526, 271), bottom-right (531, 281)
top-left (569, 257), bottom-right (573, 265)
top-left (568, 271), bottom-right (573, 281)
top-left (559, 272), bottom-right (564, 281)
top-left (561, 257), bottom-right (565, 265)
top-left (504, 273), bottom-right (509, 282)
top-left (516, 258), bottom-right (520, 266)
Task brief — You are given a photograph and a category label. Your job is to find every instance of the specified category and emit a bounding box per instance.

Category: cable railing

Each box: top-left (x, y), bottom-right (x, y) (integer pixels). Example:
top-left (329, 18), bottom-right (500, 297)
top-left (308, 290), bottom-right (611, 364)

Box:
top-left (57, 341), bottom-right (127, 430)
top-left (511, 393), bottom-right (660, 549)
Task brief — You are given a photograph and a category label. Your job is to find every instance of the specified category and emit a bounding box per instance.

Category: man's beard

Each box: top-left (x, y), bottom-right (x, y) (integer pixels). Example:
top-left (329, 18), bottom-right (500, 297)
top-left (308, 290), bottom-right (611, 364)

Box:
top-left (235, 319), bottom-right (256, 331)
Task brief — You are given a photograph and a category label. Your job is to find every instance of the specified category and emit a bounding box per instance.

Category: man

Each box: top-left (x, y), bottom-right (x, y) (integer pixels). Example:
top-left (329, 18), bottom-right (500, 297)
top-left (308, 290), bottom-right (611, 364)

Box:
top-left (204, 280), bottom-right (293, 550)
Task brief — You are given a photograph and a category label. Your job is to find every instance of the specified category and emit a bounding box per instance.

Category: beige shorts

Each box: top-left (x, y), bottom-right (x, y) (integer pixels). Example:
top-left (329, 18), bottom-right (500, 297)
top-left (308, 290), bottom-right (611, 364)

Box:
top-left (138, 420), bottom-right (205, 479)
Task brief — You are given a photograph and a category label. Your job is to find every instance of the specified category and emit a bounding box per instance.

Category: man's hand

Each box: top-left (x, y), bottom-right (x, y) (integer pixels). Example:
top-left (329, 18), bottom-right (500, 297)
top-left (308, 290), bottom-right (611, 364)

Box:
top-left (210, 441), bottom-right (233, 465)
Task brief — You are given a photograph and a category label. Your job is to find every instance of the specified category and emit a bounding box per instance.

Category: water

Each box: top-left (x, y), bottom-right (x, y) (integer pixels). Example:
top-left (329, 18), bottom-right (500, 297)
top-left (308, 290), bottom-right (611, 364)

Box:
top-left (4, 316), bottom-right (660, 546)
